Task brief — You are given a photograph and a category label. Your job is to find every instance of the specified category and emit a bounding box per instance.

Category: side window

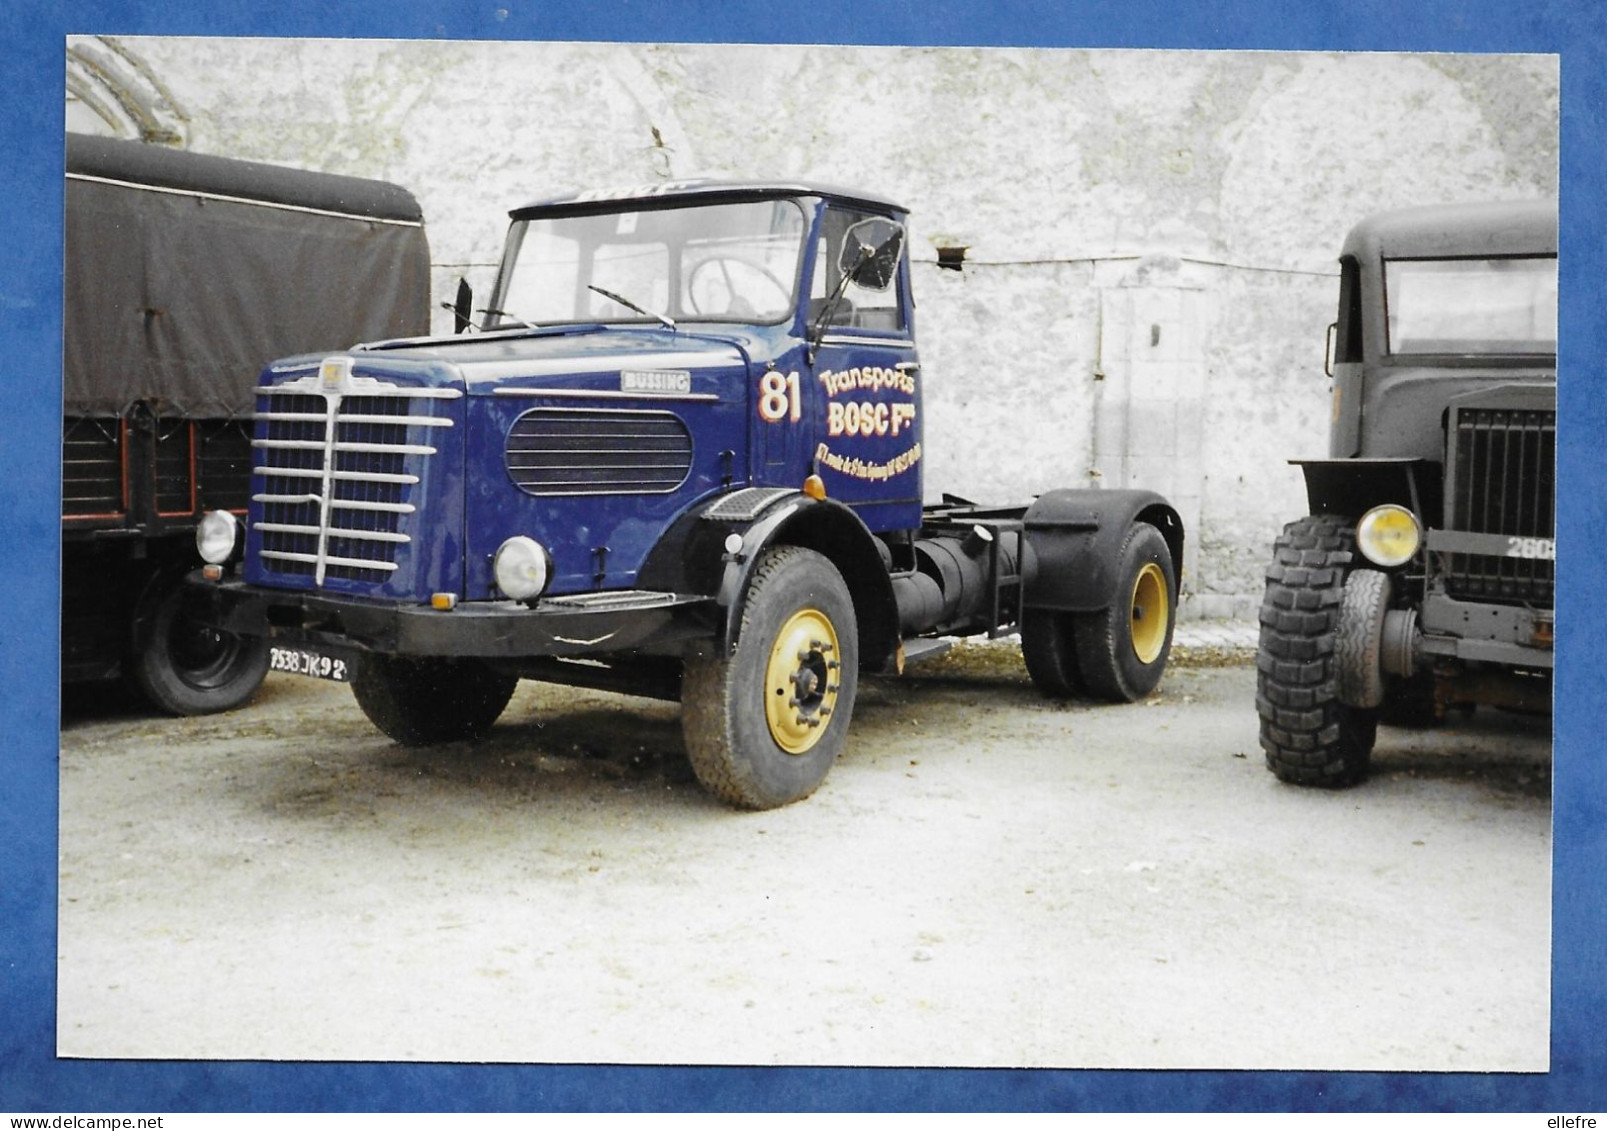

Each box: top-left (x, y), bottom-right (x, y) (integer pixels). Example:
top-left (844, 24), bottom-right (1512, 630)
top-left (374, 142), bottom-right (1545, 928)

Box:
top-left (812, 208), bottom-right (907, 334)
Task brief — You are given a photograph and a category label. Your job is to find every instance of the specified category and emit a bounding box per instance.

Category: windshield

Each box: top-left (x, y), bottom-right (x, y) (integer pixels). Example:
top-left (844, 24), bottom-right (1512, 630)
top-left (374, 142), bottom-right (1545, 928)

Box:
top-left (492, 198), bottom-right (808, 328)
top-left (1384, 256), bottom-right (1557, 356)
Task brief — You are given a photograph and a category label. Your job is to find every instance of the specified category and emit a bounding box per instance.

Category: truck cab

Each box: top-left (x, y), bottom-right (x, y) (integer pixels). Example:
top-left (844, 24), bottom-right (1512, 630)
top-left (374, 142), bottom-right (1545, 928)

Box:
top-left (200, 179), bottom-right (1184, 808)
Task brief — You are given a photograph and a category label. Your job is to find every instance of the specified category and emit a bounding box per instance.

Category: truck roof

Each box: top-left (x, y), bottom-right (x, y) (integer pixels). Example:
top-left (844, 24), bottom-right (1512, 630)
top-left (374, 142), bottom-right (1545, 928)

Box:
top-left (511, 178), bottom-right (907, 217)
top-left (66, 132), bottom-right (424, 224)
top-left (1341, 199), bottom-right (1556, 262)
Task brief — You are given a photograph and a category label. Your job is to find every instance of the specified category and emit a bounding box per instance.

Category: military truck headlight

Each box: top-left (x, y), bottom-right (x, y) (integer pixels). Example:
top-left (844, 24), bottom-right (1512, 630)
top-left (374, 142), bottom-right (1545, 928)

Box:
top-left (494, 536), bottom-right (552, 600)
top-left (1356, 505), bottom-right (1421, 568)
top-left (196, 510), bottom-right (241, 565)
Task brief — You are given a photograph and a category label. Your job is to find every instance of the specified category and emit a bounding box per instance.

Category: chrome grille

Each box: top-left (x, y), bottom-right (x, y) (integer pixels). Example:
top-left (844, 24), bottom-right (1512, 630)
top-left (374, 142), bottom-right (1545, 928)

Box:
top-left (1445, 405), bottom-right (1555, 607)
top-left (251, 373), bottom-right (457, 585)
top-left (506, 407), bottom-right (693, 496)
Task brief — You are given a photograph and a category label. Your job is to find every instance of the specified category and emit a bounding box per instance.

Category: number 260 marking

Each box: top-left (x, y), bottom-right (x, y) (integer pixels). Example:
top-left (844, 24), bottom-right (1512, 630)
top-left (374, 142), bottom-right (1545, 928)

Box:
top-left (1505, 536), bottom-right (1555, 561)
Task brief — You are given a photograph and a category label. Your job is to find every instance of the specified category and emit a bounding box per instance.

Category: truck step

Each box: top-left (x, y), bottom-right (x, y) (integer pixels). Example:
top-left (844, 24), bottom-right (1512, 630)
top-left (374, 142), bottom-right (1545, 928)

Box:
top-left (900, 637), bottom-right (953, 667)
top-left (702, 487), bottom-right (795, 522)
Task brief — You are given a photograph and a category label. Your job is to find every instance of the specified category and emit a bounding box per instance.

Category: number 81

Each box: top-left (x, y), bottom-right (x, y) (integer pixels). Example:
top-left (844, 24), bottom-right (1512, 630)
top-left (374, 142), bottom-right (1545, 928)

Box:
top-left (758, 370), bottom-right (801, 423)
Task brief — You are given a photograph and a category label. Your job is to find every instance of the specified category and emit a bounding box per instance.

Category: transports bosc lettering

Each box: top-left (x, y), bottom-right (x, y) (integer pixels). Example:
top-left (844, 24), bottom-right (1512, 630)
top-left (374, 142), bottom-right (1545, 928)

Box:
top-left (815, 365), bottom-right (915, 397)
top-left (826, 398), bottom-right (916, 438)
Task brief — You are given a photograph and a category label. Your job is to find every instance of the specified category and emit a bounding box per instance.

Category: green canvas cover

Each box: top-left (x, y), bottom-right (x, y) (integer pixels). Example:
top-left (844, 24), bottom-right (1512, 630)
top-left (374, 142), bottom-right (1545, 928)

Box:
top-left (64, 133), bottom-right (431, 418)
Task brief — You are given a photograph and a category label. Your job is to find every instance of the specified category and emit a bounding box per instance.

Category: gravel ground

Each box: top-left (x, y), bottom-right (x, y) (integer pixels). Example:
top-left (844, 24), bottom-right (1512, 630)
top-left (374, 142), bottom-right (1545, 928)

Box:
top-left (57, 641), bottom-right (1551, 1070)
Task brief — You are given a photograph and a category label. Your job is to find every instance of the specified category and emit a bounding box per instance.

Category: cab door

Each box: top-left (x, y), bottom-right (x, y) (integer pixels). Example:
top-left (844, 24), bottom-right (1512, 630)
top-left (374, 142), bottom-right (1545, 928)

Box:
top-left (802, 208), bottom-right (923, 535)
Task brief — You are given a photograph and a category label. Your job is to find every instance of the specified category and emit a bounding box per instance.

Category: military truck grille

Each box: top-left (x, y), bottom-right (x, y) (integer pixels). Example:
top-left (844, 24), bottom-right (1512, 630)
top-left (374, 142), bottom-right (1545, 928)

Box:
top-left (506, 408), bottom-right (693, 496)
top-left (1446, 405), bottom-right (1555, 606)
top-left (250, 378), bottom-right (458, 585)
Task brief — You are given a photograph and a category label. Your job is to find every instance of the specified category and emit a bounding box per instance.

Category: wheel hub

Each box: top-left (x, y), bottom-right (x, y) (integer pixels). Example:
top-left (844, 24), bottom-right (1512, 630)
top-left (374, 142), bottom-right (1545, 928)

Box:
top-left (1129, 561), bottom-right (1169, 665)
top-left (169, 613), bottom-right (244, 689)
top-left (764, 608), bottom-right (841, 754)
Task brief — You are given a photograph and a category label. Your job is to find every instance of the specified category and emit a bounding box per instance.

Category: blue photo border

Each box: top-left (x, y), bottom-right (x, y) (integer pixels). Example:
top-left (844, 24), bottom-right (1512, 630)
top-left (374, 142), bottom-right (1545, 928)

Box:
top-left (4, 0), bottom-right (1602, 1113)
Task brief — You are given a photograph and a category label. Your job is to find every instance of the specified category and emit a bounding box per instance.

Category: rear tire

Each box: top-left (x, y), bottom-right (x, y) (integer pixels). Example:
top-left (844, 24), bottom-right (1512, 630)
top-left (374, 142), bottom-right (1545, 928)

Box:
top-left (131, 578), bottom-right (269, 716)
top-left (351, 655), bottom-right (518, 745)
top-left (681, 545), bottom-right (858, 809)
top-left (1074, 523), bottom-right (1176, 702)
top-left (1021, 610), bottom-right (1086, 698)
top-left (1256, 514), bottom-right (1378, 787)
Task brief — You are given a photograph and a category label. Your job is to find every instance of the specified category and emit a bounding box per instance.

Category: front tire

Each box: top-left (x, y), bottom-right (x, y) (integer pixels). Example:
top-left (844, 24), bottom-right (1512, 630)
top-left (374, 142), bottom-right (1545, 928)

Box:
top-left (131, 578), bottom-right (270, 716)
top-left (1074, 523), bottom-right (1177, 702)
top-left (1256, 514), bottom-right (1378, 786)
top-left (351, 655), bottom-right (518, 745)
top-left (681, 545), bottom-right (858, 809)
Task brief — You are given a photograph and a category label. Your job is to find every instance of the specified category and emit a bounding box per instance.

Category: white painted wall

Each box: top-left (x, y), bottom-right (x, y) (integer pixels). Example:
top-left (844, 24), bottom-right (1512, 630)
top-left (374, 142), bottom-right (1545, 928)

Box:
top-left (66, 37), bottom-right (1558, 614)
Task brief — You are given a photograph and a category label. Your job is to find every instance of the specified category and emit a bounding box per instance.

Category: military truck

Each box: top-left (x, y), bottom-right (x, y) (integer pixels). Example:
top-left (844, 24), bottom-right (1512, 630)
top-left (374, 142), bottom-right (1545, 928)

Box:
top-left (192, 179), bottom-right (1183, 808)
top-left (63, 133), bottom-right (430, 713)
top-left (1257, 200), bottom-right (1556, 786)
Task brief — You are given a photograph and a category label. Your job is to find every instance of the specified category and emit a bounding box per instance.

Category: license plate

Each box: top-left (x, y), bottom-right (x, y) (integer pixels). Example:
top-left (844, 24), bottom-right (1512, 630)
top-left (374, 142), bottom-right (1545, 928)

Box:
top-left (268, 645), bottom-right (354, 683)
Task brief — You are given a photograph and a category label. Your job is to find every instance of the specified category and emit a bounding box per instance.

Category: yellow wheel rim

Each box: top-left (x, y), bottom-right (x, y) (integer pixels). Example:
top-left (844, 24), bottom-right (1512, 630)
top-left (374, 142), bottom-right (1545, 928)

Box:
top-left (762, 608), bottom-right (841, 755)
top-left (1129, 562), bottom-right (1169, 665)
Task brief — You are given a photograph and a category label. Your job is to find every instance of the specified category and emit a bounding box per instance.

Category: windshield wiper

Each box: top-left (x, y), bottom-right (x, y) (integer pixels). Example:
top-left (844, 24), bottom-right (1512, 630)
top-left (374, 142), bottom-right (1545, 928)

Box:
top-left (435, 302), bottom-right (543, 333)
top-left (479, 306), bottom-right (542, 330)
top-left (587, 284), bottom-right (676, 331)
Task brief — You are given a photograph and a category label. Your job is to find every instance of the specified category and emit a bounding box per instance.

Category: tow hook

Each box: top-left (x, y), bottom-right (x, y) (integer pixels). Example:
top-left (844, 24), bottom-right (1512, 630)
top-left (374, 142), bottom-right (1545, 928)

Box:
top-left (1531, 612), bottom-right (1555, 650)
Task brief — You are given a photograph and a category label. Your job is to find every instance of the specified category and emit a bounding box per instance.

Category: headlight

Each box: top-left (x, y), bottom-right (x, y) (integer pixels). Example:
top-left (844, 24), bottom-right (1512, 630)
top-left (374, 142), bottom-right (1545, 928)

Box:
top-left (494, 536), bottom-right (552, 601)
top-left (196, 510), bottom-right (241, 564)
top-left (1356, 504), bottom-right (1421, 568)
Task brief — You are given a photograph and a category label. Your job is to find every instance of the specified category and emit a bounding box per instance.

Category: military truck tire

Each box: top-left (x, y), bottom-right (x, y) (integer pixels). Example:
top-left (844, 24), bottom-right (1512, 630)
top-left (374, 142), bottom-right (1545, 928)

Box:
top-left (1074, 523), bottom-right (1176, 702)
top-left (1021, 611), bottom-right (1086, 698)
top-left (1336, 568), bottom-right (1390, 709)
top-left (1256, 514), bottom-right (1378, 787)
top-left (681, 545), bottom-right (859, 810)
top-left (131, 579), bottom-right (270, 716)
top-left (351, 656), bottom-right (518, 745)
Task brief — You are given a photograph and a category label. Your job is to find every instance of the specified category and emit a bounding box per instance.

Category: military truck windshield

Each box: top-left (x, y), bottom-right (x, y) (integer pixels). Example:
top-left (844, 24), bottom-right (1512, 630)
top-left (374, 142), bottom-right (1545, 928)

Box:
top-left (494, 198), bottom-right (807, 327)
top-left (1384, 256), bottom-right (1557, 356)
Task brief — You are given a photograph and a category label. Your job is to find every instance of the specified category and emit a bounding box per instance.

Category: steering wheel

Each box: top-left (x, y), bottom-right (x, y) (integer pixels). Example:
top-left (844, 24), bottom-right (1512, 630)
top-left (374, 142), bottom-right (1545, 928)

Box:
top-left (687, 256), bottom-right (790, 318)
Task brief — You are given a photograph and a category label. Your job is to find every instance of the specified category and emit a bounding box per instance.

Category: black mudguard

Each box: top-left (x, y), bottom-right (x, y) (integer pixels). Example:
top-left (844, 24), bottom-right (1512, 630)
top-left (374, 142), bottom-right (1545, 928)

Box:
top-left (636, 488), bottom-right (900, 670)
top-left (1022, 488), bottom-right (1184, 613)
top-left (1293, 457), bottom-right (1440, 524)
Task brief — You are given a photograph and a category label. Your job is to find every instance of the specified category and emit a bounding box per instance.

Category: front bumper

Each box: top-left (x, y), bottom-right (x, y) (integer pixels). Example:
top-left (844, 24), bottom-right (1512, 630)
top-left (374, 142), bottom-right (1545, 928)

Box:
top-left (190, 573), bottom-right (720, 660)
top-left (1419, 591), bottom-right (1554, 669)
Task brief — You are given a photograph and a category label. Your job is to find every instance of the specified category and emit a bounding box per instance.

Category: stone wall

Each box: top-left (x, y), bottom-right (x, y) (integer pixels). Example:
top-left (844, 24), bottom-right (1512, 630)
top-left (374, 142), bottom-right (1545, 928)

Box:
top-left (66, 37), bottom-right (1558, 613)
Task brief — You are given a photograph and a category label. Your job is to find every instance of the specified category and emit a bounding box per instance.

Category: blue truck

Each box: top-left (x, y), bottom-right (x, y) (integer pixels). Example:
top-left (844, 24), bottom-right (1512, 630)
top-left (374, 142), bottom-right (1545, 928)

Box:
top-left (193, 179), bottom-right (1184, 808)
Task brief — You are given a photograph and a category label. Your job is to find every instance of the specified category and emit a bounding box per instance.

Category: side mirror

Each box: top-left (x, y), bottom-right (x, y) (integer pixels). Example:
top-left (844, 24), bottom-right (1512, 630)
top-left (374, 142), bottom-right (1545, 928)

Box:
top-left (453, 278), bottom-right (473, 335)
top-left (1324, 321), bottom-right (1337, 377)
top-left (839, 218), bottom-right (904, 292)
